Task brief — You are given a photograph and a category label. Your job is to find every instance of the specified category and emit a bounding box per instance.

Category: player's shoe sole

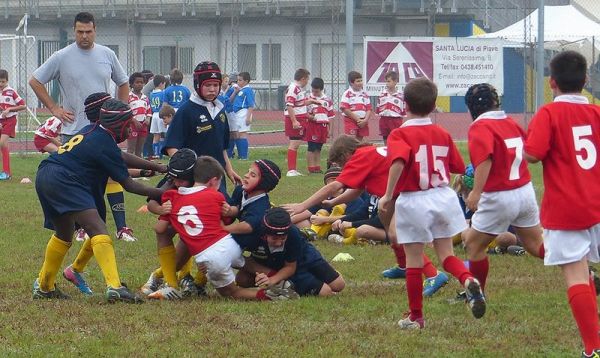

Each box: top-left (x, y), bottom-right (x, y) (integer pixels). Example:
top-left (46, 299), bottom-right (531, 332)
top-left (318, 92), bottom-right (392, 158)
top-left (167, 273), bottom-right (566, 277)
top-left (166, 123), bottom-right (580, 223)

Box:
top-left (465, 278), bottom-right (486, 319)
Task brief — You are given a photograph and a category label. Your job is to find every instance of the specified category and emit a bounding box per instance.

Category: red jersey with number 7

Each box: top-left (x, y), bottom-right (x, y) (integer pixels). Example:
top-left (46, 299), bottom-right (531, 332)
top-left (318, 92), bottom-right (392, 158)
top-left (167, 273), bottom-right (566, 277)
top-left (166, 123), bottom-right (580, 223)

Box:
top-left (468, 110), bottom-right (531, 192)
top-left (387, 117), bottom-right (465, 192)
top-left (525, 95), bottom-right (600, 230)
top-left (162, 186), bottom-right (229, 256)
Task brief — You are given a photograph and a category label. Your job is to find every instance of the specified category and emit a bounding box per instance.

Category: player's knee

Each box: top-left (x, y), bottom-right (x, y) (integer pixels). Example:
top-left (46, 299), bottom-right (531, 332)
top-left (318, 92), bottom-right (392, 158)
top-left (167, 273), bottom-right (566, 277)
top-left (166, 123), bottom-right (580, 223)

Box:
top-left (328, 275), bottom-right (345, 293)
top-left (495, 232), bottom-right (517, 248)
top-left (318, 283), bottom-right (335, 296)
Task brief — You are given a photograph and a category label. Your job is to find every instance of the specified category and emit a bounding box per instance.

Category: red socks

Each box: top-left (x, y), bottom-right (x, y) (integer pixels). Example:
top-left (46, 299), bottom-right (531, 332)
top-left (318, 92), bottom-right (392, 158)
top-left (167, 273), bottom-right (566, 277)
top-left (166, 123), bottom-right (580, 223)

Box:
top-left (568, 284), bottom-right (600, 354)
top-left (391, 243), bottom-right (406, 268)
top-left (538, 244), bottom-right (545, 259)
top-left (469, 257), bottom-right (489, 291)
top-left (406, 268), bottom-right (423, 320)
top-left (256, 289), bottom-right (269, 301)
top-left (422, 255), bottom-right (438, 278)
top-left (287, 149), bottom-right (297, 171)
top-left (308, 166), bottom-right (322, 173)
top-left (1, 146), bottom-right (10, 175)
top-left (443, 256), bottom-right (473, 285)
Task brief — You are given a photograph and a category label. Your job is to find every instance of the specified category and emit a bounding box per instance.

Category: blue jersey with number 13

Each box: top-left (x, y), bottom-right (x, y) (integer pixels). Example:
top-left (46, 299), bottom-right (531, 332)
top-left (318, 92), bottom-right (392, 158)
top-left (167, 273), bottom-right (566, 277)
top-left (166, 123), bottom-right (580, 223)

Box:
top-left (164, 84), bottom-right (191, 109)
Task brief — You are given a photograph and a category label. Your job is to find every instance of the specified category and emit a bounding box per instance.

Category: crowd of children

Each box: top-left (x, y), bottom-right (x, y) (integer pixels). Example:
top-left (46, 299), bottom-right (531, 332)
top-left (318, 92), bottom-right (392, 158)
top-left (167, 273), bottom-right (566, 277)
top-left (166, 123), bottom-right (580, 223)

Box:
top-left (21, 48), bottom-right (600, 355)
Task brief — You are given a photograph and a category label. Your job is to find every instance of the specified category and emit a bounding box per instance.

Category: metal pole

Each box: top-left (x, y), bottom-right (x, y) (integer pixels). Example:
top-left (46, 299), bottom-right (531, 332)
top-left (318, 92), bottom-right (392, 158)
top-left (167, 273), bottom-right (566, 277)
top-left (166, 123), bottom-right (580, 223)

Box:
top-left (268, 38), bottom-right (272, 110)
top-left (345, 0), bottom-right (354, 78)
top-left (535, 0), bottom-right (544, 109)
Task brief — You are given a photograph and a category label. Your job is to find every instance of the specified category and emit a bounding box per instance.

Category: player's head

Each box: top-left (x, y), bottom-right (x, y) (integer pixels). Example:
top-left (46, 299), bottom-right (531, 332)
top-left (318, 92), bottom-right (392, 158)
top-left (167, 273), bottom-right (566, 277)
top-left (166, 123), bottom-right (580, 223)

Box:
top-left (193, 61), bottom-right (222, 102)
top-left (311, 77), bottom-right (324, 96)
top-left (238, 72), bottom-right (251, 87)
top-left (159, 104), bottom-right (175, 126)
top-left (385, 71), bottom-right (399, 89)
top-left (244, 159), bottom-right (281, 193)
top-left (73, 12), bottom-right (96, 50)
top-left (550, 50), bottom-right (587, 94)
top-left (323, 165), bottom-right (342, 185)
top-left (328, 135), bottom-right (369, 168)
top-left (262, 207), bottom-right (292, 246)
top-left (99, 99), bottom-right (133, 143)
top-left (404, 77), bottom-right (437, 117)
top-left (0, 69), bottom-right (8, 89)
top-left (153, 74), bottom-right (167, 88)
top-left (348, 71), bottom-right (363, 89)
top-left (193, 155), bottom-right (224, 188)
top-left (222, 74), bottom-right (230, 89)
top-left (168, 148), bottom-right (197, 185)
top-left (464, 83), bottom-right (500, 120)
top-left (129, 72), bottom-right (145, 92)
top-left (84, 92), bottom-right (112, 122)
top-left (294, 68), bottom-right (310, 87)
top-left (170, 68), bottom-right (184, 85)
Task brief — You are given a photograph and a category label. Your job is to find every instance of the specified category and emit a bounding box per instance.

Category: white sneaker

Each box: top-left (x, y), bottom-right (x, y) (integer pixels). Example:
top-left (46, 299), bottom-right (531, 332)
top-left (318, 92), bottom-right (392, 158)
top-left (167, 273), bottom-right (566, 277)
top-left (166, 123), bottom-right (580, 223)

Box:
top-left (147, 285), bottom-right (182, 300)
top-left (327, 234), bottom-right (344, 244)
top-left (140, 272), bottom-right (163, 295)
top-left (286, 170), bottom-right (303, 177)
top-left (116, 227), bottom-right (138, 242)
top-left (74, 228), bottom-right (89, 242)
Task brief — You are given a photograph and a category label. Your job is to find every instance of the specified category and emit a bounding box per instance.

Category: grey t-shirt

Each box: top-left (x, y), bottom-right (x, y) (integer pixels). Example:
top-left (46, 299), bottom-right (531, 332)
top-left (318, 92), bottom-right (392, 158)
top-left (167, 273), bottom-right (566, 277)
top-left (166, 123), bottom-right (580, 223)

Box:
top-left (32, 43), bottom-right (128, 135)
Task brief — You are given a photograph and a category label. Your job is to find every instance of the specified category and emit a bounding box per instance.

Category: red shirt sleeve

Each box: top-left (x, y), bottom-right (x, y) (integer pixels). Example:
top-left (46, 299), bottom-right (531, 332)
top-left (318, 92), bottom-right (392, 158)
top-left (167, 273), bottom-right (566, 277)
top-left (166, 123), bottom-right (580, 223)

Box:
top-left (336, 149), bottom-right (371, 189)
top-left (468, 123), bottom-right (493, 167)
top-left (386, 129), bottom-right (411, 164)
top-left (525, 107), bottom-right (552, 161)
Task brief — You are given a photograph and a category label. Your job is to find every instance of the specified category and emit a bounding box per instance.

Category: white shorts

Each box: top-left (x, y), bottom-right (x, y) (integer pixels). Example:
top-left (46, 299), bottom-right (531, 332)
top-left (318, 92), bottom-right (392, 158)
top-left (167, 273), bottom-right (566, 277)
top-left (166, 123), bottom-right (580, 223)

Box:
top-left (149, 112), bottom-right (167, 134)
top-left (543, 224), bottom-right (600, 266)
top-left (471, 182), bottom-right (540, 235)
top-left (193, 235), bottom-right (245, 288)
top-left (230, 109), bottom-right (251, 133)
top-left (395, 186), bottom-right (467, 244)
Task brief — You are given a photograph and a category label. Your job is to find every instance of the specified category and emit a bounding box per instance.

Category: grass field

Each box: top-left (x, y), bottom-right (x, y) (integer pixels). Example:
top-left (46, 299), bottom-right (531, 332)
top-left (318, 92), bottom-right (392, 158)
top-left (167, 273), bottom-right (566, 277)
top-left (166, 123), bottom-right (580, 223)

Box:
top-left (0, 144), bottom-right (588, 357)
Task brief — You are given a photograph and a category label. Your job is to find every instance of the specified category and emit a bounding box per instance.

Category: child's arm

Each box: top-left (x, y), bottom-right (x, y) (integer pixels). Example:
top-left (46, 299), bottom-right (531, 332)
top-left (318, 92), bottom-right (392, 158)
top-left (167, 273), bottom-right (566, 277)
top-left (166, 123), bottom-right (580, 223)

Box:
top-left (147, 199), bottom-right (172, 216)
top-left (245, 107), bottom-right (253, 125)
top-left (341, 108), bottom-right (360, 123)
top-left (310, 214), bottom-right (343, 225)
top-left (1, 104), bottom-right (26, 118)
top-left (323, 188), bottom-right (363, 208)
top-left (221, 202), bottom-right (240, 218)
top-left (465, 159), bottom-right (492, 212)
top-left (223, 221), bottom-right (253, 234)
top-left (378, 159), bottom-right (405, 215)
top-left (154, 219), bottom-right (170, 235)
top-left (283, 180), bottom-right (345, 216)
top-left (255, 261), bottom-right (297, 288)
top-left (49, 137), bottom-right (62, 147)
top-left (287, 105), bottom-right (301, 128)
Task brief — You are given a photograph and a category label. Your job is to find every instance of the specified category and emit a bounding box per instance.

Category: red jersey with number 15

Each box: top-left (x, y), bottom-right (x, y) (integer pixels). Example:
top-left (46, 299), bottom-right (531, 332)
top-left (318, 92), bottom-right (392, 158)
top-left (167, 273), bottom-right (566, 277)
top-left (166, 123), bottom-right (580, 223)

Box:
top-left (468, 110), bottom-right (531, 192)
top-left (162, 186), bottom-right (229, 256)
top-left (336, 145), bottom-right (398, 198)
top-left (525, 95), bottom-right (600, 230)
top-left (387, 118), bottom-right (465, 192)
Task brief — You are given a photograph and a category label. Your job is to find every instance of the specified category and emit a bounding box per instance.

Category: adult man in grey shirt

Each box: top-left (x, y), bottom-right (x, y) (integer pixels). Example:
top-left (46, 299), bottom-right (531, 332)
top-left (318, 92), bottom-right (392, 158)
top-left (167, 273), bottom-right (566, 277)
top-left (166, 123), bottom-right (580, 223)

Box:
top-left (29, 11), bottom-right (129, 141)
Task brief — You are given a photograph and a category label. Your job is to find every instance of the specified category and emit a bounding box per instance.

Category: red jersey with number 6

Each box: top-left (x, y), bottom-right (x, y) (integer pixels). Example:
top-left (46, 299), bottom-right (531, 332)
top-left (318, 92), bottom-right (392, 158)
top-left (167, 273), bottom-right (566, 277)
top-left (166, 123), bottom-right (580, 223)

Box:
top-left (525, 95), bottom-right (600, 230)
top-left (468, 110), bottom-right (531, 192)
top-left (336, 145), bottom-right (397, 198)
top-left (387, 117), bottom-right (465, 192)
top-left (162, 186), bottom-right (229, 256)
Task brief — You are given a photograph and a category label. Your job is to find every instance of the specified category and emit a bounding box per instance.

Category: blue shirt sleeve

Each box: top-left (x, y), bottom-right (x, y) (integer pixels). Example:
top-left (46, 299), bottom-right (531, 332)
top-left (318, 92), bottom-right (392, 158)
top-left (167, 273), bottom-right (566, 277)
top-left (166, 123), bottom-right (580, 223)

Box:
top-left (283, 227), bottom-right (303, 263)
top-left (98, 139), bottom-right (129, 183)
top-left (245, 87), bottom-right (256, 108)
top-left (162, 106), bottom-right (187, 153)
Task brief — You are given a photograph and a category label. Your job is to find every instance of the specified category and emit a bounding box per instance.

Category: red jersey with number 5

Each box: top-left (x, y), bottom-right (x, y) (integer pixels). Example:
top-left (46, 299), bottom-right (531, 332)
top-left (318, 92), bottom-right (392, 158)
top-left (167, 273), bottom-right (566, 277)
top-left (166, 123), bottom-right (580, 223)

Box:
top-left (387, 117), bottom-right (465, 192)
top-left (525, 95), bottom-right (600, 230)
top-left (336, 145), bottom-right (397, 198)
top-left (468, 111), bottom-right (531, 192)
top-left (162, 186), bottom-right (229, 256)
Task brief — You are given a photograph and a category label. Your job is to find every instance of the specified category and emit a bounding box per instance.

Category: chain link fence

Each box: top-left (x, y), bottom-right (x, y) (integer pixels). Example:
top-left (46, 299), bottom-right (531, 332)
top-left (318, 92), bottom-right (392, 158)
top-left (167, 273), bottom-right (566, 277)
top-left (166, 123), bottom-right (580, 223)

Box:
top-left (1, 0), bottom-right (599, 152)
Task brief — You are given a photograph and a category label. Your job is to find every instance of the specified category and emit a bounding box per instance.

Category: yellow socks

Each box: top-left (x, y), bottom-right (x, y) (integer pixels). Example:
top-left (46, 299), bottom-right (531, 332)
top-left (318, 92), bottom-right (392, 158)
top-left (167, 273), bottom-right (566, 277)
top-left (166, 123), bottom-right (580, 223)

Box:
top-left (105, 182), bottom-right (124, 194)
top-left (158, 245), bottom-right (178, 288)
top-left (152, 267), bottom-right (164, 279)
top-left (342, 227), bottom-right (358, 245)
top-left (71, 237), bottom-right (93, 272)
top-left (331, 204), bottom-right (346, 217)
top-left (38, 235), bottom-right (71, 292)
top-left (177, 258), bottom-right (193, 281)
top-left (90, 234), bottom-right (121, 288)
top-left (311, 209), bottom-right (332, 239)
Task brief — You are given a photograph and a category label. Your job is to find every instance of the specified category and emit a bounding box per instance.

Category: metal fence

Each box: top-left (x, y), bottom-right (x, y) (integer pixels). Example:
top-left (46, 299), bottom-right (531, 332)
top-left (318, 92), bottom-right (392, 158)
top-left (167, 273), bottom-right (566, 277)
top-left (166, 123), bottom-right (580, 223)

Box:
top-left (1, 0), bottom-right (599, 152)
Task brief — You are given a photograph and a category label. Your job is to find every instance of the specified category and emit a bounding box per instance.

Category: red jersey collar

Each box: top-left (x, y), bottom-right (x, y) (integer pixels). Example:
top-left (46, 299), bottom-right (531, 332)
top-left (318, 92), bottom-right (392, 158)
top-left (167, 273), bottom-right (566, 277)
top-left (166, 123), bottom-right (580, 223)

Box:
top-left (178, 185), bottom-right (207, 195)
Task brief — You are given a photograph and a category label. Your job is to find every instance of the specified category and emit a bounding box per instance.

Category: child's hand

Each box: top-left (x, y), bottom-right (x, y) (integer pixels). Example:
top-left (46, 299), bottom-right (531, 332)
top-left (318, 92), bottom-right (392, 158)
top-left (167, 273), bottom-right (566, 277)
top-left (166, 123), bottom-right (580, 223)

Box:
top-left (255, 272), bottom-right (270, 288)
top-left (310, 214), bottom-right (329, 225)
top-left (160, 200), bottom-right (172, 215)
top-left (331, 219), bottom-right (343, 232)
top-left (466, 191), bottom-right (481, 212)
top-left (356, 118), bottom-right (367, 128)
top-left (222, 202), bottom-right (231, 216)
top-left (339, 221), bottom-right (351, 234)
top-left (378, 194), bottom-right (393, 215)
top-left (321, 199), bottom-right (334, 208)
top-left (1, 109), bottom-right (9, 118)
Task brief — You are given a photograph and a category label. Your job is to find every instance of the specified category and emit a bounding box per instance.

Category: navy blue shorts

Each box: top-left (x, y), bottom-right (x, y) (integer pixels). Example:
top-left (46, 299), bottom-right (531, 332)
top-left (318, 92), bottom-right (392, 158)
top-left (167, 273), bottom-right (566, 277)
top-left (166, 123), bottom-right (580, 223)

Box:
top-left (36, 163), bottom-right (104, 229)
top-left (290, 258), bottom-right (340, 296)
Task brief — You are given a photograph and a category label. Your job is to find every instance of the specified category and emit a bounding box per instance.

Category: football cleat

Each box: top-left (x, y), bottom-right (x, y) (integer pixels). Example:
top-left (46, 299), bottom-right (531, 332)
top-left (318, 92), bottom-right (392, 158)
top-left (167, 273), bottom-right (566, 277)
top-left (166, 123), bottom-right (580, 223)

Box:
top-left (582, 349), bottom-right (600, 358)
top-left (264, 286), bottom-right (299, 300)
top-left (285, 170), bottom-right (303, 177)
top-left (179, 274), bottom-right (198, 297)
top-left (299, 228), bottom-right (318, 242)
top-left (464, 278), bottom-right (486, 319)
top-left (382, 266), bottom-right (407, 279)
top-left (63, 265), bottom-right (93, 295)
top-left (423, 271), bottom-right (449, 297)
top-left (0, 172), bottom-right (11, 180)
top-left (140, 272), bottom-right (163, 295)
top-left (32, 279), bottom-right (70, 300)
top-left (74, 228), bottom-right (89, 242)
top-left (147, 285), bottom-right (183, 300)
top-left (506, 245), bottom-right (526, 256)
top-left (106, 286), bottom-right (144, 303)
top-left (398, 314), bottom-right (425, 330)
top-left (116, 227), bottom-right (138, 242)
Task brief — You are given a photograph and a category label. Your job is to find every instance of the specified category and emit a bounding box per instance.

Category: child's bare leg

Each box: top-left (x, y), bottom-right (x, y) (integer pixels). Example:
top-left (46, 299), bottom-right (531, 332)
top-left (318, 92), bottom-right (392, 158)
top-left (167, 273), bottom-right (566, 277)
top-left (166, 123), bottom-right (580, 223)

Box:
top-left (514, 225), bottom-right (544, 258)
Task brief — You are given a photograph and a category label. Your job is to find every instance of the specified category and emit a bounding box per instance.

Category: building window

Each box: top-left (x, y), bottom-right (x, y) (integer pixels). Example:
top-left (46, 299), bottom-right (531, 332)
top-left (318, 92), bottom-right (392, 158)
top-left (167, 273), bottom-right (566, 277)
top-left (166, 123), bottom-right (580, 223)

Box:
top-left (143, 46), bottom-right (194, 75)
top-left (261, 43), bottom-right (281, 81)
top-left (237, 44), bottom-right (256, 79)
